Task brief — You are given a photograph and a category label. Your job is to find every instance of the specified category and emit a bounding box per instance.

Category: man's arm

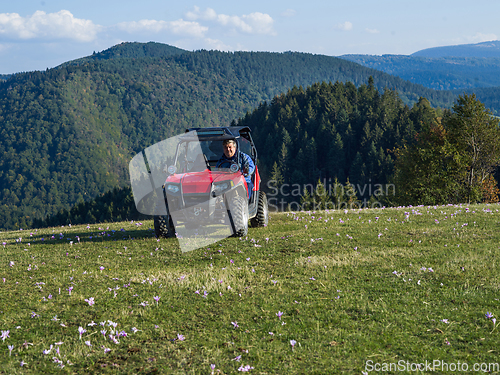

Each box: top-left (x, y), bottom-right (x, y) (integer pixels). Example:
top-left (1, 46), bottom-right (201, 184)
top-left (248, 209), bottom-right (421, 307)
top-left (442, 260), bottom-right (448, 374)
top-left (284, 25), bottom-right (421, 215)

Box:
top-left (241, 152), bottom-right (255, 176)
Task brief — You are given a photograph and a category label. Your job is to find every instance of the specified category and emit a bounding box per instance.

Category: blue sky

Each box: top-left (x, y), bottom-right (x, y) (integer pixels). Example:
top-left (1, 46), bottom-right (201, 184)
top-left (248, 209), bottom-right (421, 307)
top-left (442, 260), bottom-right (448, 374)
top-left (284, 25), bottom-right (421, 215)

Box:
top-left (1, 0), bottom-right (499, 74)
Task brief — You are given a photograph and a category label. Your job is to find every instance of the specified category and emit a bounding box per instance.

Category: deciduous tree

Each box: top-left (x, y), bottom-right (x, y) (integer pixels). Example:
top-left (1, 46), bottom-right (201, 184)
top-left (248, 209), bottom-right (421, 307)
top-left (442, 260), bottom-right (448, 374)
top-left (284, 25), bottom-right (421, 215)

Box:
top-left (443, 93), bottom-right (500, 203)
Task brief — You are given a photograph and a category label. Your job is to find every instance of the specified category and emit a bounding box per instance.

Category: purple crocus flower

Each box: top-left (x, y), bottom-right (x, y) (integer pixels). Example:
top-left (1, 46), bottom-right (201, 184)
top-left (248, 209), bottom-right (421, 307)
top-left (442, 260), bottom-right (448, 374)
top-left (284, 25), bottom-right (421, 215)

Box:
top-left (238, 364), bottom-right (254, 372)
top-left (78, 326), bottom-right (86, 339)
top-left (1, 330), bottom-right (9, 341)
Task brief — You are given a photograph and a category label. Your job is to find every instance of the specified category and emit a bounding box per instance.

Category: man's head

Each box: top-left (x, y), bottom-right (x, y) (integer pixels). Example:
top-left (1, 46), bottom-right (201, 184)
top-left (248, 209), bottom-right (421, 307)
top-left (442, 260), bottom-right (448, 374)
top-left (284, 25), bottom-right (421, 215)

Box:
top-left (222, 139), bottom-right (237, 158)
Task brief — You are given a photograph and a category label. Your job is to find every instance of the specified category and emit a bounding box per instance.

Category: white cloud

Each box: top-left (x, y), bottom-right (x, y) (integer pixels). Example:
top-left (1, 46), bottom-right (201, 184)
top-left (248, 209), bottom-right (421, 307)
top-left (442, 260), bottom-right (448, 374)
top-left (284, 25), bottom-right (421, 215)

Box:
top-left (117, 19), bottom-right (207, 38)
top-left (203, 38), bottom-right (232, 51)
top-left (365, 28), bottom-right (380, 34)
top-left (0, 10), bottom-right (100, 42)
top-left (281, 9), bottom-right (296, 18)
top-left (186, 7), bottom-right (275, 35)
top-left (242, 13), bottom-right (275, 35)
top-left (334, 21), bottom-right (353, 31)
top-left (185, 7), bottom-right (217, 21)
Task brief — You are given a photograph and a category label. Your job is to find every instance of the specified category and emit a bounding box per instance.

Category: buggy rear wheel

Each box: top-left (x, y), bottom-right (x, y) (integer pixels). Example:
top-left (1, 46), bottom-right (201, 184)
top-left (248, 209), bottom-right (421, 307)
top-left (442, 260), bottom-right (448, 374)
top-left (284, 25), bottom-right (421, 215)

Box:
top-left (250, 191), bottom-right (268, 228)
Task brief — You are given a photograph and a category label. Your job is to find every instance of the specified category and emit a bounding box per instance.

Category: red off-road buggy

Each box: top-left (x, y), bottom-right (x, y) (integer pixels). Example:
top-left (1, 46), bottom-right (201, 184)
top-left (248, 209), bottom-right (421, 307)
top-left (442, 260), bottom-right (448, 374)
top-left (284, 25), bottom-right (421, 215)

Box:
top-left (153, 126), bottom-right (268, 240)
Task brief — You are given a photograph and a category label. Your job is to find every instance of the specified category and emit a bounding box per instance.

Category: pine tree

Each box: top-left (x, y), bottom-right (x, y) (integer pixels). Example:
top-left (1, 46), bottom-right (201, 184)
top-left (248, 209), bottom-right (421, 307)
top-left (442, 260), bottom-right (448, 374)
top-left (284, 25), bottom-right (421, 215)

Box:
top-left (279, 128), bottom-right (292, 183)
top-left (312, 178), bottom-right (332, 210)
top-left (269, 161), bottom-right (284, 193)
top-left (344, 178), bottom-right (360, 209)
top-left (330, 177), bottom-right (346, 209)
top-left (349, 152), bottom-right (367, 188)
top-left (300, 187), bottom-right (313, 211)
top-left (304, 137), bottom-right (317, 180)
top-left (327, 133), bottom-right (346, 182)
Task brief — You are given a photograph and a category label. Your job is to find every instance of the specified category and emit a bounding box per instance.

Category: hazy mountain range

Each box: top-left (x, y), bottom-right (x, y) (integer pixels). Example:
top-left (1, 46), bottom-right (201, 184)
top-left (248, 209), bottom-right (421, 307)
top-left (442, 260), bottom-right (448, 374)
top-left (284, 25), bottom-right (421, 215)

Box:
top-left (412, 40), bottom-right (500, 58)
top-left (340, 40), bottom-right (500, 90)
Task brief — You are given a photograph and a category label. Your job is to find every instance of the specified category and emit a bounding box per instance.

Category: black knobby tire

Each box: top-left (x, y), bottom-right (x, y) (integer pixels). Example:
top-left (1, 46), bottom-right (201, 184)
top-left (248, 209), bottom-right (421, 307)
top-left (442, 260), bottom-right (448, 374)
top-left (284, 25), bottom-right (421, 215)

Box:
top-left (228, 195), bottom-right (249, 237)
top-left (250, 191), bottom-right (269, 228)
top-left (154, 215), bottom-right (175, 238)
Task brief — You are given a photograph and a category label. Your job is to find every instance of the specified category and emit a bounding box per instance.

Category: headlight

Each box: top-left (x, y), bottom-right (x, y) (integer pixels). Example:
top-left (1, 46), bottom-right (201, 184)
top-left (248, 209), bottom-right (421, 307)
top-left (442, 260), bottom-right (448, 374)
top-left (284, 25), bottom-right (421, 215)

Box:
top-left (166, 184), bottom-right (180, 193)
top-left (213, 181), bottom-right (232, 195)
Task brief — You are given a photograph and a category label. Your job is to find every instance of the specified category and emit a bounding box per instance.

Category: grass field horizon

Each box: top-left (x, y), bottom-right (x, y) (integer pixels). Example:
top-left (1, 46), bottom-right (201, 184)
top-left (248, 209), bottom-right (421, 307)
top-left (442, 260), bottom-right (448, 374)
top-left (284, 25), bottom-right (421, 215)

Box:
top-left (1, 203), bottom-right (500, 374)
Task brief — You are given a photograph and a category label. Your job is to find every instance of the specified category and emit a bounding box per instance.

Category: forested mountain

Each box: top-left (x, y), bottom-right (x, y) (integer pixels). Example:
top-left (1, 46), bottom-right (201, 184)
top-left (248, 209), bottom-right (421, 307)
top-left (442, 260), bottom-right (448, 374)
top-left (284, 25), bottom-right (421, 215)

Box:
top-left (0, 74), bottom-right (13, 82)
top-left (340, 54), bottom-right (500, 91)
top-left (0, 42), bottom-right (483, 229)
top-left (460, 86), bottom-right (500, 116)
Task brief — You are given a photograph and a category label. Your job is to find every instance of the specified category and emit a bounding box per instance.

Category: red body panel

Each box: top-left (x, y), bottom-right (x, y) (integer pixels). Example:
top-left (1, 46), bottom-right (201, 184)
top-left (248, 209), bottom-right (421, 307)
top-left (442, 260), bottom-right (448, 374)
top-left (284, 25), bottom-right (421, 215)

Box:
top-left (166, 170), bottom-right (248, 195)
top-left (253, 166), bottom-right (261, 191)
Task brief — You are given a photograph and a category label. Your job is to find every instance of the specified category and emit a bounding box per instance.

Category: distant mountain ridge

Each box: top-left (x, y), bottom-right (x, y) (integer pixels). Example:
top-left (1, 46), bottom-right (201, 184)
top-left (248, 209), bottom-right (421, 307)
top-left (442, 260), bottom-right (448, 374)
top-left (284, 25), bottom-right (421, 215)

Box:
top-left (339, 54), bottom-right (500, 90)
top-left (340, 41), bottom-right (500, 91)
top-left (412, 40), bottom-right (500, 58)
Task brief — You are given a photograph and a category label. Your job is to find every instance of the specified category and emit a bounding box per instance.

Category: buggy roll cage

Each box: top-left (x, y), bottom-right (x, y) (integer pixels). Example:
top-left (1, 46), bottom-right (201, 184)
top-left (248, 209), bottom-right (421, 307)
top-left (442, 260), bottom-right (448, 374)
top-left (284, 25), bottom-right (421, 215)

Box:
top-left (184, 126), bottom-right (258, 163)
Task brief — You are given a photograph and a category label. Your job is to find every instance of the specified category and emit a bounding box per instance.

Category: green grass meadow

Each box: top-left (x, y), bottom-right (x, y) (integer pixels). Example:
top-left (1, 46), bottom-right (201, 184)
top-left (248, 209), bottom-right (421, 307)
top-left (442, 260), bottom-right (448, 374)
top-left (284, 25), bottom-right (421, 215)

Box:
top-left (1, 204), bottom-right (500, 374)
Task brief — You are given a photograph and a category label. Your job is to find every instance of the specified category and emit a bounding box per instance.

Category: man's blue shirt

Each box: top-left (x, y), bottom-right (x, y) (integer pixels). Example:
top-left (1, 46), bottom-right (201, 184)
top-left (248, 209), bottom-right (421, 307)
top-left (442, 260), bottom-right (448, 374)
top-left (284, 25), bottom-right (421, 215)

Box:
top-left (216, 150), bottom-right (255, 187)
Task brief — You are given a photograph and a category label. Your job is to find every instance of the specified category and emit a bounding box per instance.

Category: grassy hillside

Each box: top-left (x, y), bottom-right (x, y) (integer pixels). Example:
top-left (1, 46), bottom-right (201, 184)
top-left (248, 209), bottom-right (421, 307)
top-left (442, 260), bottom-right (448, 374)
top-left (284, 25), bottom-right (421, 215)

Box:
top-left (0, 43), bottom-right (460, 230)
top-left (1, 204), bottom-right (499, 373)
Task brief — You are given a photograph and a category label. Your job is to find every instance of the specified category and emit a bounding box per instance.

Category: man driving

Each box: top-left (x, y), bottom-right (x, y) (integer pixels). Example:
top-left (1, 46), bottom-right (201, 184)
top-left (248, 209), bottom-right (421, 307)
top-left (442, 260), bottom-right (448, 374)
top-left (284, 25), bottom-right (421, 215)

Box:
top-left (216, 139), bottom-right (255, 199)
